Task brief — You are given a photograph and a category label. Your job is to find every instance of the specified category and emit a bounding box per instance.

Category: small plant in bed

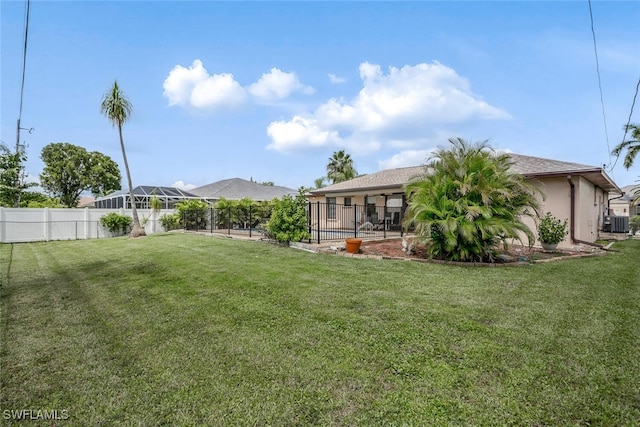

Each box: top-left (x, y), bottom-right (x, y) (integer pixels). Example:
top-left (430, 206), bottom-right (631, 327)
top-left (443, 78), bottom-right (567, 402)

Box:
top-left (538, 212), bottom-right (568, 249)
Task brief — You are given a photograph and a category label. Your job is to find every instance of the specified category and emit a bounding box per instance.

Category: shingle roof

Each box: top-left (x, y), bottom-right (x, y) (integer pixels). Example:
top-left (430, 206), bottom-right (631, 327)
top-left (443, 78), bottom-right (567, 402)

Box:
top-left (311, 153), bottom-right (621, 195)
top-left (508, 154), bottom-right (601, 175)
top-left (310, 166), bottom-right (426, 194)
top-left (190, 178), bottom-right (298, 201)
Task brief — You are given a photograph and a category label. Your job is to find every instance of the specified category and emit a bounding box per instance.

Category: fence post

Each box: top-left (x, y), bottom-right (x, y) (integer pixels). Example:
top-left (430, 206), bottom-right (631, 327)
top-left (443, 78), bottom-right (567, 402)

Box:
top-left (210, 207), bottom-right (213, 233)
top-left (353, 204), bottom-right (358, 238)
top-left (227, 207), bottom-right (231, 235)
top-left (0, 207), bottom-right (4, 243)
top-left (306, 201), bottom-right (311, 243)
top-left (44, 207), bottom-right (50, 242)
top-left (249, 205), bottom-right (252, 238)
top-left (316, 201), bottom-right (320, 244)
top-left (84, 207), bottom-right (90, 240)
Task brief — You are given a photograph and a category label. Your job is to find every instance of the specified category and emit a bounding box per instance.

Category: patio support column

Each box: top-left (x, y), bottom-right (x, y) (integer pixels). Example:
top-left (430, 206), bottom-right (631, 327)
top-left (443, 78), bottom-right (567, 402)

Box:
top-left (384, 195), bottom-right (388, 238)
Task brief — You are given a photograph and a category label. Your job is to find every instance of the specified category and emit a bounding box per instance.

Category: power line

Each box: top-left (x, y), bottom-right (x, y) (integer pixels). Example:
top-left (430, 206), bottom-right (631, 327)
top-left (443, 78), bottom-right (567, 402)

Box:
top-left (587, 0), bottom-right (612, 168)
top-left (16, 0), bottom-right (31, 153)
top-left (14, 0), bottom-right (31, 208)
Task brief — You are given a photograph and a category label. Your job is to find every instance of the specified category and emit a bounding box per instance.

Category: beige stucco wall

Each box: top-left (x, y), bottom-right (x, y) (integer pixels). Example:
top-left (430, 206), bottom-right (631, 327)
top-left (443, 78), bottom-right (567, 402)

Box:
top-left (519, 176), bottom-right (607, 248)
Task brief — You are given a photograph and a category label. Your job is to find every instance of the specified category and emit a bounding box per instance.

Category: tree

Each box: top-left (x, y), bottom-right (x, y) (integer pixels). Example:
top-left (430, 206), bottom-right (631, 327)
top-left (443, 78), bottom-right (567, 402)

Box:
top-left (612, 123), bottom-right (640, 169)
top-left (0, 143), bottom-right (35, 207)
top-left (87, 151), bottom-right (122, 197)
top-left (20, 191), bottom-right (64, 208)
top-left (39, 143), bottom-right (121, 207)
top-left (314, 177), bottom-right (327, 189)
top-left (404, 137), bottom-right (542, 262)
top-left (326, 150), bottom-right (357, 184)
top-left (101, 80), bottom-right (145, 237)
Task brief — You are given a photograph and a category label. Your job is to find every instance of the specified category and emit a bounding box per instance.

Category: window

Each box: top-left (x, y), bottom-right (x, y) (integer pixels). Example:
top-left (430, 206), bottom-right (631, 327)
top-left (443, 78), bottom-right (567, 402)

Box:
top-left (327, 197), bottom-right (336, 219)
top-left (344, 197), bottom-right (352, 207)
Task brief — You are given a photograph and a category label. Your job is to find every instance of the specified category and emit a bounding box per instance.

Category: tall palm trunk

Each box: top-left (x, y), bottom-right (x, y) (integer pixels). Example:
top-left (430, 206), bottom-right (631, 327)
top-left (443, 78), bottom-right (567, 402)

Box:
top-left (118, 124), bottom-right (145, 237)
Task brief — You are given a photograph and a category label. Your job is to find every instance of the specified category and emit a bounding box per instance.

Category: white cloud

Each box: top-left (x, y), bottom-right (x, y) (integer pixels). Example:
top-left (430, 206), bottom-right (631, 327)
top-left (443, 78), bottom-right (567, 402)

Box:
top-left (163, 62), bottom-right (314, 108)
top-left (172, 180), bottom-right (196, 191)
top-left (163, 59), bottom-right (247, 109)
top-left (249, 68), bottom-right (315, 101)
top-left (266, 115), bottom-right (341, 152)
top-left (378, 150), bottom-right (434, 170)
top-left (328, 73), bottom-right (346, 84)
top-left (266, 61), bottom-right (511, 153)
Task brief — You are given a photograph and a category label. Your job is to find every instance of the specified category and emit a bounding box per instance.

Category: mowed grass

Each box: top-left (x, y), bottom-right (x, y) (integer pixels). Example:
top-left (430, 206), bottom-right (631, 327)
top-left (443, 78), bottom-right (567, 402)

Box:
top-left (1, 234), bottom-right (639, 426)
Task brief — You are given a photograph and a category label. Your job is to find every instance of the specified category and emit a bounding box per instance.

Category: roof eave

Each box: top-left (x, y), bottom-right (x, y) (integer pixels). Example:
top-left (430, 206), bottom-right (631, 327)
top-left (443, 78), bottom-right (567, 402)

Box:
top-left (523, 169), bottom-right (622, 193)
top-left (310, 183), bottom-right (406, 196)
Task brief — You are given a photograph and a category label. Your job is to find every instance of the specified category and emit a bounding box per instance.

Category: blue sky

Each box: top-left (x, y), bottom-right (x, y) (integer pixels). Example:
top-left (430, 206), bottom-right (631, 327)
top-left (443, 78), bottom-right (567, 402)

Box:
top-left (2, 1), bottom-right (639, 194)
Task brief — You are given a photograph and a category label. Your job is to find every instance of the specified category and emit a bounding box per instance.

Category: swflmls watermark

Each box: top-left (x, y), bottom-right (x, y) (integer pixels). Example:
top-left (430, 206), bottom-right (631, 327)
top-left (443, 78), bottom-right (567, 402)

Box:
top-left (2, 409), bottom-right (69, 421)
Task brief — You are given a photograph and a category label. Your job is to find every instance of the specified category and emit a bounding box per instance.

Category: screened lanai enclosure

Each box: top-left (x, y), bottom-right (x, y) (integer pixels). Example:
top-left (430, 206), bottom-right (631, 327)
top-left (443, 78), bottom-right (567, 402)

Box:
top-left (94, 186), bottom-right (206, 209)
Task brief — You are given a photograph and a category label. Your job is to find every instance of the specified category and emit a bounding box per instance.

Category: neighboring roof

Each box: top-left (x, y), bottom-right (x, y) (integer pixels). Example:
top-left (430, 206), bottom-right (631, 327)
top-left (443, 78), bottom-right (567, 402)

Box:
top-left (609, 184), bottom-right (639, 202)
top-left (78, 196), bottom-right (95, 207)
top-left (96, 186), bottom-right (201, 200)
top-left (311, 153), bottom-right (622, 195)
top-left (190, 178), bottom-right (298, 201)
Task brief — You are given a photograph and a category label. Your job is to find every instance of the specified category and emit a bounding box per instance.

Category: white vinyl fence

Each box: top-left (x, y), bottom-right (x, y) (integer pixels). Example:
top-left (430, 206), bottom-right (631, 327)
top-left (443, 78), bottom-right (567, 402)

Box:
top-left (0, 207), bottom-right (176, 243)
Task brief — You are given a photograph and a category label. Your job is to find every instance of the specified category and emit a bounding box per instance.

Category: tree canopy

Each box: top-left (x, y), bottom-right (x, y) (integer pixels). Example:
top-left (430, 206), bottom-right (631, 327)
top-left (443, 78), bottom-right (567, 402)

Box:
top-left (612, 123), bottom-right (640, 170)
top-left (404, 137), bottom-right (543, 262)
top-left (39, 142), bottom-right (121, 207)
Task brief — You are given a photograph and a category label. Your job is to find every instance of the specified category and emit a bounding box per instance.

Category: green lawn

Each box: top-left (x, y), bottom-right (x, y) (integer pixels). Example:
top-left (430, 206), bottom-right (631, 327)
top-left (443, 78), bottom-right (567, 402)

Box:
top-left (1, 234), bottom-right (639, 425)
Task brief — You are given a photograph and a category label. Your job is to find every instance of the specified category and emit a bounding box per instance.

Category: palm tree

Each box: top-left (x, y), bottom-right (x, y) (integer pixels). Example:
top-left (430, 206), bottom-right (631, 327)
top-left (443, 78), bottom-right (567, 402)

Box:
top-left (100, 80), bottom-right (145, 237)
top-left (404, 137), bottom-right (542, 262)
top-left (326, 150), bottom-right (357, 184)
top-left (314, 177), bottom-right (327, 189)
top-left (612, 123), bottom-right (640, 169)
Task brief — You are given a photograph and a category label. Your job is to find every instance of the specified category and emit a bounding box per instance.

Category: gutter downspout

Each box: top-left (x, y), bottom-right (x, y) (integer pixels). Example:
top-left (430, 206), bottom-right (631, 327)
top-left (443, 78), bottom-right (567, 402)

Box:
top-left (567, 175), bottom-right (608, 250)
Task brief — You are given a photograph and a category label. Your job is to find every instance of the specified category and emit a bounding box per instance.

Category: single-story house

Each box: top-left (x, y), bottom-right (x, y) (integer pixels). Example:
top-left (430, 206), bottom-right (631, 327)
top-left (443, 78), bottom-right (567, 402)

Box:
top-left (308, 153), bottom-right (623, 248)
top-left (609, 184), bottom-right (639, 217)
top-left (190, 178), bottom-right (298, 202)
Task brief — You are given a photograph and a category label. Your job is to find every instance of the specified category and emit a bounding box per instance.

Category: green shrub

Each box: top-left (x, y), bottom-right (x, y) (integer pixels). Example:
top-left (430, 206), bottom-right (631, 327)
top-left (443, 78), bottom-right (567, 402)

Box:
top-left (213, 198), bottom-right (274, 229)
top-left (538, 212), bottom-right (568, 245)
top-left (100, 212), bottom-right (132, 236)
top-left (176, 200), bottom-right (209, 230)
top-left (266, 192), bottom-right (310, 243)
top-left (159, 213), bottom-right (182, 231)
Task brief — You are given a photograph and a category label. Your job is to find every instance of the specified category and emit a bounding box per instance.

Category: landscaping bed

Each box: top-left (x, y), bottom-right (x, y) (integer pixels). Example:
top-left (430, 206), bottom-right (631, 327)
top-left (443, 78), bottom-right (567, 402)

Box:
top-left (358, 237), bottom-right (604, 264)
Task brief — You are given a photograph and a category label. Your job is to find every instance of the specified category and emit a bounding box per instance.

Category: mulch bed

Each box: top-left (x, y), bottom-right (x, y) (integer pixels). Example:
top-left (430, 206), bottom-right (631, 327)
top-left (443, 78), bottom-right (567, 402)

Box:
top-left (357, 238), bottom-right (604, 266)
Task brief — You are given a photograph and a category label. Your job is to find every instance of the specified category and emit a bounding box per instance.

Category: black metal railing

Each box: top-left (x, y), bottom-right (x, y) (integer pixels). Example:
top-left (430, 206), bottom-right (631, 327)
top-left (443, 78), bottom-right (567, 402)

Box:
top-left (181, 202), bottom-right (406, 242)
top-left (306, 201), bottom-right (405, 243)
